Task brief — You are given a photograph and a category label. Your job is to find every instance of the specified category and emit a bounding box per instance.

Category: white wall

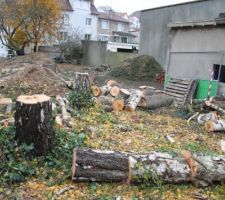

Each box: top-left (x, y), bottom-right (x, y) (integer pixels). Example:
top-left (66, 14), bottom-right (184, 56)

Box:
top-left (67, 0), bottom-right (98, 40)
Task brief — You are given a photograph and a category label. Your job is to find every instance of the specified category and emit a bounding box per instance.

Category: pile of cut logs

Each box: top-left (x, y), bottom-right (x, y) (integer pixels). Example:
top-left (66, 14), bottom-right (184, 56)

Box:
top-left (91, 80), bottom-right (174, 112)
top-left (188, 96), bottom-right (225, 132)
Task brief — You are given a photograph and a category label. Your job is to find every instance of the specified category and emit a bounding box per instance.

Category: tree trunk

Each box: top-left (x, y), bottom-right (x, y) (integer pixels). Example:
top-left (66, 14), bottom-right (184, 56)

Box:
top-left (205, 101), bottom-right (225, 114)
top-left (138, 94), bottom-right (173, 110)
top-left (16, 48), bottom-right (25, 56)
top-left (205, 120), bottom-right (225, 132)
top-left (15, 95), bottom-right (55, 156)
top-left (72, 148), bottom-right (225, 187)
top-left (125, 89), bottom-right (143, 112)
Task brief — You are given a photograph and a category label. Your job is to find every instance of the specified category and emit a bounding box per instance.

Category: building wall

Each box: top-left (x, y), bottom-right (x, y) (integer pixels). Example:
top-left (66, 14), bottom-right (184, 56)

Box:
top-left (97, 19), bottom-right (129, 36)
top-left (66, 0), bottom-right (98, 40)
top-left (167, 26), bottom-right (225, 80)
top-left (82, 40), bottom-right (137, 67)
top-left (140, 0), bottom-right (225, 69)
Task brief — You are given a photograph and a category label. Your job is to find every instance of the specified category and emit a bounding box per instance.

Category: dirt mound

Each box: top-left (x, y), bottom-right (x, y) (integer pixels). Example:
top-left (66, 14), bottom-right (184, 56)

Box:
top-left (0, 65), bottom-right (70, 97)
top-left (109, 55), bottom-right (163, 81)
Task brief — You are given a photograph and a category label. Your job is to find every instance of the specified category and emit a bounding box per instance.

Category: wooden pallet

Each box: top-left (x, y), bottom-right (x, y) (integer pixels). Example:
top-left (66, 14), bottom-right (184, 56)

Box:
top-left (165, 78), bottom-right (197, 105)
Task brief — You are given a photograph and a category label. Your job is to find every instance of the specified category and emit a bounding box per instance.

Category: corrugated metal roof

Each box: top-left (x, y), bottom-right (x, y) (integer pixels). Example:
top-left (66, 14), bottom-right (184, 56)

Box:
top-left (98, 12), bottom-right (130, 23)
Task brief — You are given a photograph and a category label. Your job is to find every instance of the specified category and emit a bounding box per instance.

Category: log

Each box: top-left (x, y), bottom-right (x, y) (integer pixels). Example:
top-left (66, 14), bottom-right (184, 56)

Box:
top-left (197, 112), bottom-right (218, 125)
top-left (98, 96), bottom-right (114, 105)
top-left (105, 80), bottom-right (117, 88)
top-left (112, 98), bottom-right (124, 111)
top-left (138, 94), bottom-right (173, 110)
top-left (120, 88), bottom-right (130, 100)
top-left (205, 120), bottom-right (225, 132)
top-left (102, 105), bottom-right (113, 112)
top-left (205, 101), bottom-right (225, 114)
top-left (138, 97), bottom-right (147, 107)
top-left (15, 95), bottom-right (55, 156)
top-left (108, 85), bottom-right (120, 97)
top-left (125, 90), bottom-right (143, 112)
top-left (91, 85), bottom-right (101, 97)
top-left (72, 148), bottom-right (225, 187)
top-left (98, 96), bottom-right (124, 111)
top-left (56, 95), bottom-right (70, 123)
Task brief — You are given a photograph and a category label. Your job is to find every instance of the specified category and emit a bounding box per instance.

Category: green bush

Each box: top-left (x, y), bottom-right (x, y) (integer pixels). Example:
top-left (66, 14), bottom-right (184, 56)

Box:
top-left (68, 90), bottom-right (94, 111)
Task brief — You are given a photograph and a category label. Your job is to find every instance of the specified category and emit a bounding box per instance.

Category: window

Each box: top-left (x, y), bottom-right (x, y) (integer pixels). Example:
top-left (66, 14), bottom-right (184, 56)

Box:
top-left (117, 23), bottom-right (124, 31)
top-left (213, 64), bottom-right (225, 83)
top-left (85, 34), bottom-right (91, 40)
top-left (121, 37), bottom-right (128, 43)
top-left (86, 18), bottom-right (92, 26)
top-left (102, 20), bottom-right (109, 29)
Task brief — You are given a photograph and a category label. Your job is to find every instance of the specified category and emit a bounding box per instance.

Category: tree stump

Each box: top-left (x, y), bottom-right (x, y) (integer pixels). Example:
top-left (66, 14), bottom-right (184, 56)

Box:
top-left (205, 120), bottom-right (225, 132)
top-left (74, 72), bottom-right (91, 93)
top-left (15, 95), bottom-right (55, 156)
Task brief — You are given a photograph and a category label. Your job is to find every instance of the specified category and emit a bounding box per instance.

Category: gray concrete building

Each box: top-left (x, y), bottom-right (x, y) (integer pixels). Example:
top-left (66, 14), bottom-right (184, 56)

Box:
top-left (140, 0), bottom-right (225, 69)
top-left (167, 19), bottom-right (225, 96)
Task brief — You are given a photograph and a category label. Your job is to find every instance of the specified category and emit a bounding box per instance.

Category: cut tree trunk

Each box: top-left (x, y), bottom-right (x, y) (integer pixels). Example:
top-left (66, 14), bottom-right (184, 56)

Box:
top-left (97, 96), bottom-right (124, 111)
top-left (125, 89), bottom-right (143, 112)
top-left (92, 85), bottom-right (101, 97)
top-left (197, 112), bottom-right (218, 125)
top-left (138, 94), bottom-right (173, 110)
top-left (205, 101), bottom-right (225, 114)
top-left (120, 89), bottom-right (130, 100)
top-left (74, 72), bottom-right (91, 93)
top-left (108, 85), bottom-right (120, 97)
top-left (112, 98), bottom-right (124, 111)
top-left (205, 120), bottom-right (225, 132)
top-left (15, 95), bottom-right (55, 156)
top-left (72, 148), bottom-right (225, 187)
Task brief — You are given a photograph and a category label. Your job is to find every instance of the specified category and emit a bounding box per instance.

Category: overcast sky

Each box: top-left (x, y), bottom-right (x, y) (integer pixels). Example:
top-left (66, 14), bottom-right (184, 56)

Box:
top-left (95, 0), bottom-right (197, 14)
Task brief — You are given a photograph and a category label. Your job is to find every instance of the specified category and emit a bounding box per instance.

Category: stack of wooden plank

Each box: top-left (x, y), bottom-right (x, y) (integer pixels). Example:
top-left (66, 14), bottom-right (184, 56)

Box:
top-left (165, 78), bottom-right (197, 105)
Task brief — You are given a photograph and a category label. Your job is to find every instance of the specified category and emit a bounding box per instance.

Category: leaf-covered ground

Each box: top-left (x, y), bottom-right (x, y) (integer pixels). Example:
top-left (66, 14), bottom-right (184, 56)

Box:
top-left (1, 106), bottom-right (225, 200)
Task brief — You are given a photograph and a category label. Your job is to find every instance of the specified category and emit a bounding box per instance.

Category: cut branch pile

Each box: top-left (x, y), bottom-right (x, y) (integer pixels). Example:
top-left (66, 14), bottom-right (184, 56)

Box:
top-left (91, 80), bottom-right (173, 112)
top-left (72, 148), bottom-right (225, 187)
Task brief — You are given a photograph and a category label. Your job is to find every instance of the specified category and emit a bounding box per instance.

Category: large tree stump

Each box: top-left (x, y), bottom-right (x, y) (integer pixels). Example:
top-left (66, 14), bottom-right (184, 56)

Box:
top-left (72, 148), bottom-right (225, 187)
top-left (15, 95), bottom-right (55, 156)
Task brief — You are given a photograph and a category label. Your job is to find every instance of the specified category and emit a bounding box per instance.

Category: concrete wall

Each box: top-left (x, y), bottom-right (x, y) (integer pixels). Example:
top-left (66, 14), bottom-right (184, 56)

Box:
top-left (140, 0), bottom-right (225, 69)
top-left (82, 40), bottom-right (137, 67)
top-left (168, 26), bottom-right (225, 80)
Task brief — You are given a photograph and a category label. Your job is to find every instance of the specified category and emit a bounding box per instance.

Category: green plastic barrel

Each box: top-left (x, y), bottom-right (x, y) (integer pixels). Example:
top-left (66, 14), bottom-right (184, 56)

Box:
top-left (194, 80), bottom-right (218, 100)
